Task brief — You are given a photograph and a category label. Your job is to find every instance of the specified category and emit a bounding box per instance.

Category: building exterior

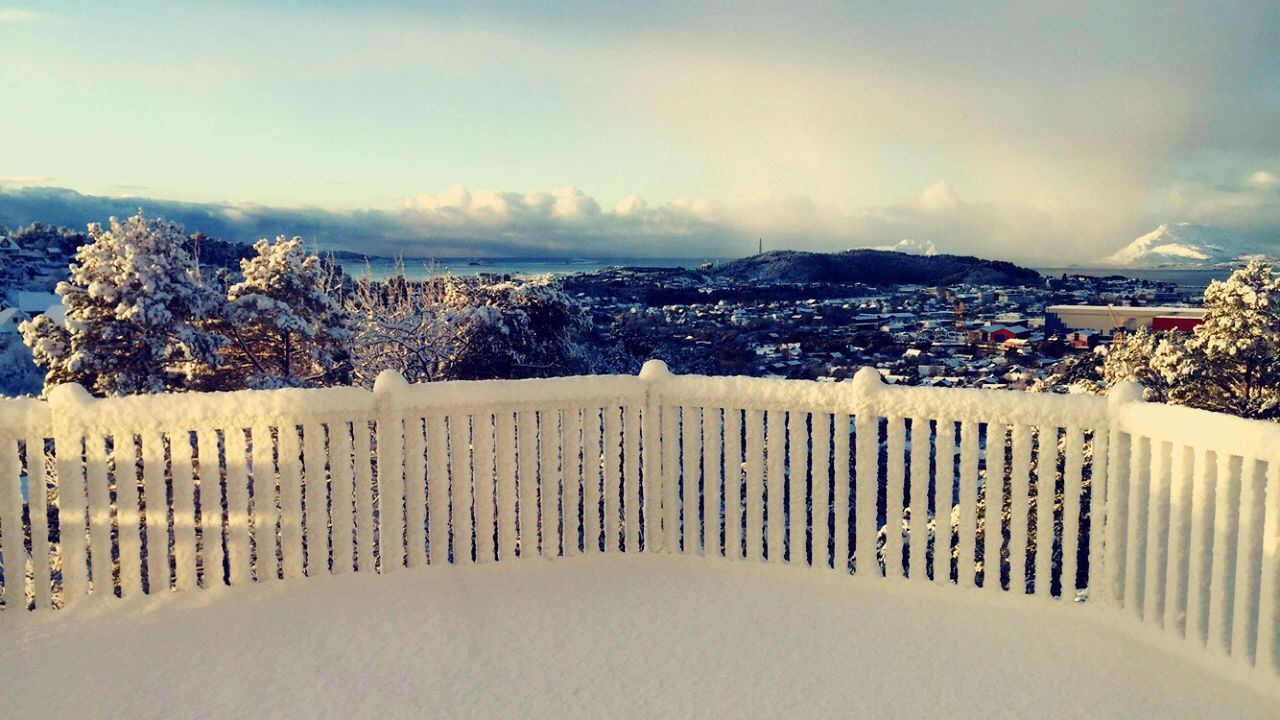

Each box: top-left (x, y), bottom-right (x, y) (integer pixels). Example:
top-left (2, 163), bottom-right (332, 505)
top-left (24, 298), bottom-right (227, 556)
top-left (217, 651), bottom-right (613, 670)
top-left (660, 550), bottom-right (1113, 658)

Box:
top-left (3, 291), bottom-right (59, 315)
top-left (1045, 305), bottom-right (1205, 334)
top-left (0, 307), bottom-right (29, 334)
top-left (1151, 315), bottom-right (1205, 332)
top-left (986, 324), bottom-right (1031, 344)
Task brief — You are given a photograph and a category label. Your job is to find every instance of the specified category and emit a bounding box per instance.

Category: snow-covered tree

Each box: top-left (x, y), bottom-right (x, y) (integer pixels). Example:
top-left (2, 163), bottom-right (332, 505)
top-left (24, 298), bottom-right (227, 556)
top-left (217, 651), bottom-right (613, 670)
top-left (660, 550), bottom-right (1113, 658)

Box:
top-left (1101, 326), bottom-right (1185, 403)
top-left (20, 213), bottom-right (227, 396)
top-left (348, 270), bottom-right (595, 385)
top-left (1167, 260), bottom-right (1280, 419)
top-left (207, 236), bottom-right (355, 389)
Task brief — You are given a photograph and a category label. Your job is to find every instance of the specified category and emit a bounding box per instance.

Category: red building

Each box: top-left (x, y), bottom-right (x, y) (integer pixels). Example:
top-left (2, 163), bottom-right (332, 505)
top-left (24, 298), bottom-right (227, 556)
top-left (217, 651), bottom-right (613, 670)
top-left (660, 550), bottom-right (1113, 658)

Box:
top-left (1151, 315), bottom-right (1204, 332)
top-left (986, 325), bottom-right (1031, 344)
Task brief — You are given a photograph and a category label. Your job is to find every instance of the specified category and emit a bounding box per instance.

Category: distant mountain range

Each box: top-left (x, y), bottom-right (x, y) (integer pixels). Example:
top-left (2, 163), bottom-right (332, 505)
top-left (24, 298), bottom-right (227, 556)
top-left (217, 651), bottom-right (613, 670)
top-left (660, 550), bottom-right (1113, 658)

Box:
top-left (871, 238), bottom-right (938, 256)
top-left (711, 249), bottom-right (1040, 286)
top-left (1102, 223), bottom-right (1267, 268)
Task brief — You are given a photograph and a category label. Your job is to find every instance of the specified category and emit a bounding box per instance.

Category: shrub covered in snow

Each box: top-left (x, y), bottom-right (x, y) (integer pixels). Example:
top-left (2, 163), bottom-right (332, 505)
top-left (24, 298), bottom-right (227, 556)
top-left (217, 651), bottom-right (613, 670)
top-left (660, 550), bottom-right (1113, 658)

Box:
top-left (348, 269), bottom-right (597, 385)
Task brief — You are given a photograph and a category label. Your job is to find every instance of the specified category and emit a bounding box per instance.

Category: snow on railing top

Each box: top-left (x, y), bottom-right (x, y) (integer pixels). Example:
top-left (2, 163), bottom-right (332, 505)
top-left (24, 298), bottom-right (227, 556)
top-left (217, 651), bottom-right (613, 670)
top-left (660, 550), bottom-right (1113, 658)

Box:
top-left (0, 361), bottom-right (1277, 691)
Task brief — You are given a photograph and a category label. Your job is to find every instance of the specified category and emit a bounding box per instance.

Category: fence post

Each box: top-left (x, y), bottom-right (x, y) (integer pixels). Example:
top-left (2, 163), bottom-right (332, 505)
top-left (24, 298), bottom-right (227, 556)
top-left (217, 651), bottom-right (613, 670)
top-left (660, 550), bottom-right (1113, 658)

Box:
top-left (373, 370), bottom-right (409, 572)
top-left (1099, 380), bottom-right (1143, 607)
top-left (639, 359), bottom-right (671, 553)
top-left (851, 367), bottom-right (882, 577)
top-left (46, 383), bottom-right (95, 605)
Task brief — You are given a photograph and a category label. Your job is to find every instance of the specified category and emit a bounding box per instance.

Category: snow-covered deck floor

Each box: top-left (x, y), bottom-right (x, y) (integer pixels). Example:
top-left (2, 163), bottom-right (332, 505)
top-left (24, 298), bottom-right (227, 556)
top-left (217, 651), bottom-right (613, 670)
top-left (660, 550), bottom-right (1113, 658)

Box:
top-left (2, 555), bottom-right (1277, 719)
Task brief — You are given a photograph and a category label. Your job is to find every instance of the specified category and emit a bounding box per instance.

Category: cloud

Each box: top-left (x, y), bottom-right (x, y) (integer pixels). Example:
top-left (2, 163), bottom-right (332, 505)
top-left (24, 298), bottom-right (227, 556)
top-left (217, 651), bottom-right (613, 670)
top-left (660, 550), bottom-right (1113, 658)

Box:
top-left (0, 8), bottom-right (45, 23)
top-left (2, 180), bottom-right (1276, 264)
top-left (0, 175), bottom-right (54, 186)
top-left (1157, 172), bottom-right (1280, 246)
top-left (1249, 170), bottom-right (1280, 189)
top-left (917, 181), bottom-right (959, 211)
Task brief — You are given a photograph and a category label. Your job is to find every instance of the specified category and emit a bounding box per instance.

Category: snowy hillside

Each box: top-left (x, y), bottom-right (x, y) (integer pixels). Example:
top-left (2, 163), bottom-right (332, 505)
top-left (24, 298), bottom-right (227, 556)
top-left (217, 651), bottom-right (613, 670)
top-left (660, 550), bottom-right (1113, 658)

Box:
top-left (1102, 223), bottom-right (1264, 267)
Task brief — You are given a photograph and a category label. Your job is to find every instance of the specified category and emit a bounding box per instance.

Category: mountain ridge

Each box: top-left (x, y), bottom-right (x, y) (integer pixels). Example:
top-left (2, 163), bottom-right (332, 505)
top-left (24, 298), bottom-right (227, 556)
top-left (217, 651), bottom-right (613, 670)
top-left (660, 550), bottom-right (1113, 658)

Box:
top-left (1102, 223), bottom-right (1265, 268)
top-left (710, 249), bottom-right (1040, 286)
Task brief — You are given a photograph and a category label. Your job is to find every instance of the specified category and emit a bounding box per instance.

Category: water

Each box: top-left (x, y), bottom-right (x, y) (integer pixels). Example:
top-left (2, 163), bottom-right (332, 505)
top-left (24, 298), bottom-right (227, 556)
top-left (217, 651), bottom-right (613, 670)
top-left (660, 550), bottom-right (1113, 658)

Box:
top-left (340, 256), bottom-right (712, 281)
top-left (1036, 266), bottom-right (1236, 293)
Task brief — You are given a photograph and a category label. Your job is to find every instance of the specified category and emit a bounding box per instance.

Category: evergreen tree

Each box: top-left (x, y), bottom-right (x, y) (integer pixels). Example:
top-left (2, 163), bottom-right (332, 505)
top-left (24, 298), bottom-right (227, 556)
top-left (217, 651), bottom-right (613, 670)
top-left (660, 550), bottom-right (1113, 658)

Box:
top-left (20, 213), bottom-right (227, 396)
top-left (1167, 260), bottom-right (1280, 419)
top-left (209, 236), bottom-right (355, 389)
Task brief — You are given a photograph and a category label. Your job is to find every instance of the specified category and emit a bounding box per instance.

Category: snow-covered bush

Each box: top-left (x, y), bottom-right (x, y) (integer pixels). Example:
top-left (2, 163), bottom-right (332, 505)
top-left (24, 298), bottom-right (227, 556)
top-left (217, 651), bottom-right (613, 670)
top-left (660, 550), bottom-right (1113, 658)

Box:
top-left (20, 213), bottom-right (228, 396)
top-left (1101, 326), bottom-right (1185, 403)
top-left (348, 270), bottom-right (595, 385)
top-left (205, 236), bottom-right (355, 389)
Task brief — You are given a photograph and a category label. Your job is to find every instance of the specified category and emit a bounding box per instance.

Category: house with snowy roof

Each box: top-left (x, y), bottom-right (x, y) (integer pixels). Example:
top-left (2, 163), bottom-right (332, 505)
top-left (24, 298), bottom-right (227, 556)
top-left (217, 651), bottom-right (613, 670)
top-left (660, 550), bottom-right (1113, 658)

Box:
top-left (984, 324), bottom-right (1031, 344)
top-left (0, 307), bottom-right (29, 334)
top-left (3, 291), bottom-right (59, 316)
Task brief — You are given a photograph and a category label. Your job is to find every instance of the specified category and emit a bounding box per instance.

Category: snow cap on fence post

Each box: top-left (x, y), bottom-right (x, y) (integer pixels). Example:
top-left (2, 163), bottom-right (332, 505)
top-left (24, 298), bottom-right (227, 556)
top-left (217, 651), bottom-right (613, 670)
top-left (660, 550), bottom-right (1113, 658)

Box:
top-left (852, 367), bottom-right (883, 397)
top-left (638, 358), bottom-right (671, 382)
top-left (372, 369), bottom-right (410, 399)
top-left (1107, 380), bottom-right (1145, 410)
top-left (46, 382), bottom-right (96, 410)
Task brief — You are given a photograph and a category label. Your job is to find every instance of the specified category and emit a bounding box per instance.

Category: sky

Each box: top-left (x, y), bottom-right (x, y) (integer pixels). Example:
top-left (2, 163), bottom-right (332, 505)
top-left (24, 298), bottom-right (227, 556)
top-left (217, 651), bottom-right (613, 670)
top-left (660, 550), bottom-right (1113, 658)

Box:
top-left (1, 1), bottom-right (1278, 262)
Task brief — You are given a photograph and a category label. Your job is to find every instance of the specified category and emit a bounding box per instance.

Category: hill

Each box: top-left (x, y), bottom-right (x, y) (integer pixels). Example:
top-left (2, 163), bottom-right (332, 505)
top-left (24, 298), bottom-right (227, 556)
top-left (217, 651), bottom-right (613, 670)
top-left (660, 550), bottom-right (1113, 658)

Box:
top-left (710, 249), bottom-right (1040, 286)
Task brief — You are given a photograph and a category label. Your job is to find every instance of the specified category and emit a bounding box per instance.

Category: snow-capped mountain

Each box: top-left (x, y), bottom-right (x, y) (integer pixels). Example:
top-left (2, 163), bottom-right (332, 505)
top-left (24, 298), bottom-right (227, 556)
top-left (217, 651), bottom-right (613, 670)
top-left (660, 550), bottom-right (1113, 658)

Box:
top-left (1102, 223), bottom-right (1264, 267)
top-left (873, 238), bottom-right (938, 256)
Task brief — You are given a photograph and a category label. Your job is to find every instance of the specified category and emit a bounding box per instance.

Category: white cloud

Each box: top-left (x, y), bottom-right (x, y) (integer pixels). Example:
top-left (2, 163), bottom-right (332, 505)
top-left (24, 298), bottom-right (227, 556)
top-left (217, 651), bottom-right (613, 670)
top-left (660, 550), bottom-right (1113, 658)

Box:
top-left (917, 181), bottom-right (959, 211)
top-left (0, 175), bottom-right (54, 185)
top-left (4, 181), bottom-right (1274, 265)
top-left (390, 183), bottom-right (1089, 262)
top-left (1249, 170), bottom-right (1279, 189)
top-left (0, 8), bottom-right (45, 23)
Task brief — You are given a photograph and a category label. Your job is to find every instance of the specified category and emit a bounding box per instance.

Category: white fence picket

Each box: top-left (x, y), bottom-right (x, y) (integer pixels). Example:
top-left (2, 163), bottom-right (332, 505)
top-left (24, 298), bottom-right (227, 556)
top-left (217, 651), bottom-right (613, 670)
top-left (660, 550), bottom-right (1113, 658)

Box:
top-left (908, 417), bottom-right (929, 580)
top-left (788, 411), bottom-right (807, 564)
top-left (744, 410), bottom-right (765, 561)
top-left (832, 412), bottom-right (851, 574)
top-left (812, 412), bottom-right (831, 570)
top-left (403, 417), bottom-right (427, 569)
top-left (766, 410), bottom-right (785, 562)
top-left (723, 409), bottom-right (744, 560)
top-left (933, 420), bottom-right (955, 585)
top-left (984, 424), bottom-right (1007, 592)
top-left (701, 407), bottom-right (721, 557)
top-left (0, 438), bottom-right (23, 608)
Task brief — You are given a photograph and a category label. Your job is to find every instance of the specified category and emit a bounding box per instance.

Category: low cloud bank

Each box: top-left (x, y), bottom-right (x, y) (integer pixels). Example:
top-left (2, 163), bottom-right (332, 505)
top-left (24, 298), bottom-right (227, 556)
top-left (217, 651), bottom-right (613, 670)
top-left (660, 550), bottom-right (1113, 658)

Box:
top-left (1, 181), bottom-right (1276, 264)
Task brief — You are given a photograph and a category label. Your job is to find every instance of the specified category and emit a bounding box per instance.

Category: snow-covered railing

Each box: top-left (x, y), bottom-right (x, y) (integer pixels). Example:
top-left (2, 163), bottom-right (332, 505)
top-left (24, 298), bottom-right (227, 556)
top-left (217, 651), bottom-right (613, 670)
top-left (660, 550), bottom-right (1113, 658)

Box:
top-left (0, 361), bottom-right (1276, 687)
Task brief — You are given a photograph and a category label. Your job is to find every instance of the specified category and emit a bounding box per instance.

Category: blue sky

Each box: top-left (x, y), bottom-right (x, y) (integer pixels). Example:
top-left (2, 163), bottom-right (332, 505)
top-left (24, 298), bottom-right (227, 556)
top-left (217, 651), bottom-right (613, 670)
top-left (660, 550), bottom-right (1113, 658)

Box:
top-left (1, 1), bottom-right (1278, 261)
